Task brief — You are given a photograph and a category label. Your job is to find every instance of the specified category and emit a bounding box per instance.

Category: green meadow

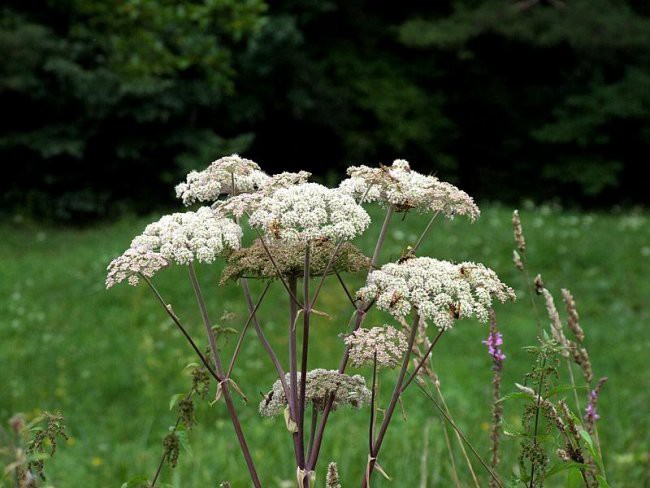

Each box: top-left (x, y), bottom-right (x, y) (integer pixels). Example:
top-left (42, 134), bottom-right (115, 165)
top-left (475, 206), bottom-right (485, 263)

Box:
top-left (1, 205), bottom-right (648, 487)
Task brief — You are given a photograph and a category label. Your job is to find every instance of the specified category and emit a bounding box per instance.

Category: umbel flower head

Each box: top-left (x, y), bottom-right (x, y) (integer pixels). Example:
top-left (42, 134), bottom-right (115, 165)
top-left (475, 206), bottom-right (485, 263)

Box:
top-left (249, 183), bottom-right (370, 242)
top-left (357, 257), bottom-right (515, 330)
top-left (106, 248), bottom-right (168, 288)
top-left (175, 154), bottom-right (269, 205)
top-left (339, 159), bottom-right (480, 220)
top-left (344, 326), bottom-right (408, 368)
top-left (106, 207), bottom-right (242, 287)
top-left (259, 369), bottom-right (371, 417)
top-left (220, 239), bottom-right (370, 284)
top-left (214, 170), bottom-right (312, 219)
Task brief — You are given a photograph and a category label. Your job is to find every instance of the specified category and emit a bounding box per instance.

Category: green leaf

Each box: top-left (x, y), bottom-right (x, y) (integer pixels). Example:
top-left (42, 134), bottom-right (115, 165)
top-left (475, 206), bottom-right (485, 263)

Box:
top-left (545, 461), bottom-right (585, 479)
top-left (497, 392), bottom-right (530, 403)
top-left (596, 474), bottom-right (612, 488)
top-left (567, 468), bottom-right (584, 488)
top-left (120, 475), bottom-right (149, 488)
top-left (580, 429), bottom-right (606, 477)
top-left (169, 393), bottom-right (183, 411)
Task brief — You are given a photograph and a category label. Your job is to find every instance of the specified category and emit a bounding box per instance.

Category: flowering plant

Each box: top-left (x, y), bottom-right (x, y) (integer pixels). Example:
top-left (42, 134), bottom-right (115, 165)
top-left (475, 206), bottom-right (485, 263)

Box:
top-left (106, 155), bottom-right (607, 487)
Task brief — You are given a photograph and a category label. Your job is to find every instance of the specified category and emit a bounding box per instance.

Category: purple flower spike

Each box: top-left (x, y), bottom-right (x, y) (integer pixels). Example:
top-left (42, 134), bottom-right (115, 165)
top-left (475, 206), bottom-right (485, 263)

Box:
top-left (584, 389), bottom-right (600, 423)
top-left (483, 331), bottom-right (506, 363)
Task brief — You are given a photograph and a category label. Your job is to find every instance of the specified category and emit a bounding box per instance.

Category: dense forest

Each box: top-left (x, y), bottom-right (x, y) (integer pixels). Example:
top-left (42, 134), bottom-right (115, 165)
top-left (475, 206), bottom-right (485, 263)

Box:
top-left (2, 1), bottom-right (649, 220)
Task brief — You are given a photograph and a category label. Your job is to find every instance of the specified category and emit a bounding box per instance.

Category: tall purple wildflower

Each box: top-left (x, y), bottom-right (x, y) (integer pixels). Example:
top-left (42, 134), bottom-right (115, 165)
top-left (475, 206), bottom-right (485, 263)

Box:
top-left (584, 377), bottom-right (607, 434)
top-left (483, 330), bottom-right (506, 365)
top-left (485, 310), bottom-right (504, 485)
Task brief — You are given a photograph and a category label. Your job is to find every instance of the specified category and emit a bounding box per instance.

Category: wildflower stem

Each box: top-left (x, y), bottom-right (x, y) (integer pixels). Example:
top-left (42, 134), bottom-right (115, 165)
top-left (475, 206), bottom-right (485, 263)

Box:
top-left (417, 382), bottom-right (503, 488)
top-left (305, 299), bottom-right (375, 471)
top-left (188, 264), bottom-right (262, 488)
top-left (362, 314), bottom-right (420, 487)
top-left (400, 330), bottom-right (445, 394)
top-left (142, 276), bottom-right (220, 382)
top-left (528, 354), bottom-right (547, 488)
top-left (370, 205), bottom-right (394, 270)
top-left (566, 359), bottom-right (582, 420)
top-left (298, 242), bottom-right (312, 471)
top-left (335, 271), bottom-right (356, 308)
top-left (240, 278), bottom-right (291, 404)
top-left (150, 416), bottom-right (181, 487)
top-left (369, 352), bottom-right (378, 453)
top-left (288, 276), bottom-right (304, 468)
top-left (253, 227), bottom-right (303, 308)
top-left (225, 281), bottom-right (272, 379)
top-left (310, 182), bottom-right (376, 309)
top-left (435, 380), bottom-right (480, 488)
top-left (411, 211), bottom-right (440, 254)
top-left (150, 390), bottom-right (193, 487)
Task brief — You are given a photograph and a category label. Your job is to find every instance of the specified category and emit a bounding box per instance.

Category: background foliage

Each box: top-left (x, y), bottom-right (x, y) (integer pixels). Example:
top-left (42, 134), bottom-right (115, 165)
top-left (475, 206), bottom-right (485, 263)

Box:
top-left (2, 0), bottom-right (649, 218)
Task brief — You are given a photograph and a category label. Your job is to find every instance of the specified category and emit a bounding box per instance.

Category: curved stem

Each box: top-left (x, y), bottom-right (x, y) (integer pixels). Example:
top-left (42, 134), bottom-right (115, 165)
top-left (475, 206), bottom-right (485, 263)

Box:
top-left (417, 382), bottom-right (503, 488)
top-left (298, 243), bottom-right (312, 469)
top-left (400, 330), bottom-right (445, 394)
top-left (240, 278), bottom-right (291, 404)
top-left (188, 264), bottom-right (262, 488)
top-left (370, 205), bottom-right (394, 270)
top-left (411, 211), bottom-right (440, 254)
top-left (362, 314), bottom-right (419, 487)
top-left (226, 281), bottom-right (271, 379)
top-left (142, 275), bottom-right (220, 382)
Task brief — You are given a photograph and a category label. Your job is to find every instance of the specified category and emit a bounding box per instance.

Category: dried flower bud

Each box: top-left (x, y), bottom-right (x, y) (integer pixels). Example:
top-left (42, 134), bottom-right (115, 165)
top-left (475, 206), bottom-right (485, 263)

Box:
top-left (556, 448), bottom-right (571, 462)
top-left (179, 398), bottom-right (196, 429)
top-left (191, 367), bottom-right (210, 399)
top-left (163, 432), bottom-right (180, 468)
top-left (513, 250), bottom-right (524, 271)
top-left (512, 210), bottom-right (526, 253)
top-left (541, 288), bottom-right (569, 357)
top-left (533, 274), bottom-right (544, 295)
top-left (561, 289), bottom-right (584, 343)
top-left (558, 400), bottom-right (581, 444)
top-left (220, 239), bottom-right (370, 284)
top-left (326, 462), bottom-right (341, 488)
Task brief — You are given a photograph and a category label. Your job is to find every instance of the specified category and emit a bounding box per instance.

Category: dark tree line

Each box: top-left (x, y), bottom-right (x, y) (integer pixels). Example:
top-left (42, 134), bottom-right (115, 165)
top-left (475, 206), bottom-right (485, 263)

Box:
top-left (2, 1), bottom-right (649, 220)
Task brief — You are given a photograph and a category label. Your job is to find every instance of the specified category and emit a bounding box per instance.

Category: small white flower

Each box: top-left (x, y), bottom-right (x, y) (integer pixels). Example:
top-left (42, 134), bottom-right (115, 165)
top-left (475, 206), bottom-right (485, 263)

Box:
top-left (106, 248), bottom-right (168, 288)
top-left (249, 183), bottom-right (370, 242)
top-left (175, 154), bottom-right (270, 205)
top-left (357, 257), bottom-right (515, 330)
top-left (339, 159), bottom-right (480, 220)
top-left (215, 170), bottom-right (312, 219)
top-left (344, 326), bottom-right (408, 368)
top-left (106, 208), bottom-right (242, 287)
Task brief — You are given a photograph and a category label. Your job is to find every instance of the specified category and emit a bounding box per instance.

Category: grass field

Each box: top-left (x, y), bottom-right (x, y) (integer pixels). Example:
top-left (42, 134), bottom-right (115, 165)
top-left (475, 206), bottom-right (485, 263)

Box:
top-left (1, 204), bottom-right (648, 487)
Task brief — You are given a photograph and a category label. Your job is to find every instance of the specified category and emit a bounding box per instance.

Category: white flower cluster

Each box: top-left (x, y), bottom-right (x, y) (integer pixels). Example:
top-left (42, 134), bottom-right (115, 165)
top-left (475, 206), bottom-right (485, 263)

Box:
top-left (106, 248), bottom-right (168, 288)
top-left (215, 171), bottom-right (312, 219)
top-left (357, 257), bottom-right (515, 330)
top-left (129, 207), bottom-right (242, 264)
top-left (106, 207), bottom-right (242, 287)
top-left (259, 369), bottom-right (371, 417)
top-left (249, 183), bottom-right (370, 242)
top-left (344, 326), bottom-right (408, 368)
top-left (175, 154), bottom-right (269, 205)
top-left (339, 159), bottom-right (480, 220)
